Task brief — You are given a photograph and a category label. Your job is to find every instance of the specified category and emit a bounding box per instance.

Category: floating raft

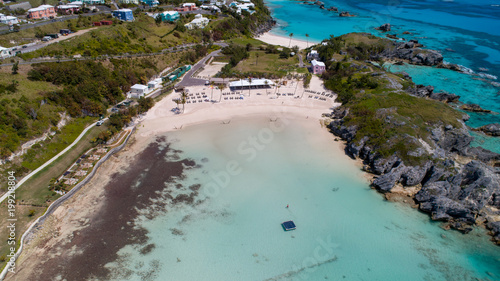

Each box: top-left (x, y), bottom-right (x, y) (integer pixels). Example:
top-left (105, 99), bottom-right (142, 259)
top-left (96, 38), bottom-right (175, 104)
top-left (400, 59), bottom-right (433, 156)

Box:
top-left (282, 220), bottom-right (296, 231)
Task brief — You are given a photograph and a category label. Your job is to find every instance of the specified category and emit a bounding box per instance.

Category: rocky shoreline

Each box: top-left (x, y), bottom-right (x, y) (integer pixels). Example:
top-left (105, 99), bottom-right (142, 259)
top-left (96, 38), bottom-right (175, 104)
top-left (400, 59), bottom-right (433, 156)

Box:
top-left (327, 102), bottom-right (500, 245)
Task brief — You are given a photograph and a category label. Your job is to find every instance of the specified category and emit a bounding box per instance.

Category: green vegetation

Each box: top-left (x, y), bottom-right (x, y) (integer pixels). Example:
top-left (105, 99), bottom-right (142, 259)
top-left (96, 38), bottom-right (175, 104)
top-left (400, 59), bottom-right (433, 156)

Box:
top-left (218, 40), bottom-right (305, 78)
top-left (320, 33), bottom-right (463, 164)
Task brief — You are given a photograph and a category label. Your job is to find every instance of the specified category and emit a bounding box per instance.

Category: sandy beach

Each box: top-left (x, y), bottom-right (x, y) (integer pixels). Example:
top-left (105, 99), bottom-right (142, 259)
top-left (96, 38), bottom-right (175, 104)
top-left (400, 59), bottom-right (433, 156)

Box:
top-left (256, 31), bottom-right (319, 50)
top-left (6, 74), bottom-right (346, 280)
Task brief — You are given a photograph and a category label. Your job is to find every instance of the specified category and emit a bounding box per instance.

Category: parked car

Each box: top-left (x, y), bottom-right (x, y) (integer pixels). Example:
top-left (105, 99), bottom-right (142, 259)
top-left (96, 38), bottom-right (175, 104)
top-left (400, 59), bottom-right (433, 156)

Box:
top-left (96, 120), bottom-right (104, 126)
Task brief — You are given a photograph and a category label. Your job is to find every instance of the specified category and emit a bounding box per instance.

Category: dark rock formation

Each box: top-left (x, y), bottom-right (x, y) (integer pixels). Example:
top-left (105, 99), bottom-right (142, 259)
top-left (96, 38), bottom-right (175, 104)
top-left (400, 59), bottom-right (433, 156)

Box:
top-left (376, 23), bottom-right (391, 32)
top-left (327, 6), bottom-right (338, 12)
top-left (429, 91), bottom-right (459, 103)
top-left (473, 123), bottom-right (500, 136)
top-left (466, 147), bottom-right (500, 163)
top-left (339, 11), bottom-right (355, 17)
top-left (488, 221), bottom-right (500, 244)
top-left (406, 84), bottom-right (459, 103)
top-left (460, 103), bottom-right (492, 113)
top-left (378, 41), bottom-right (443, 66)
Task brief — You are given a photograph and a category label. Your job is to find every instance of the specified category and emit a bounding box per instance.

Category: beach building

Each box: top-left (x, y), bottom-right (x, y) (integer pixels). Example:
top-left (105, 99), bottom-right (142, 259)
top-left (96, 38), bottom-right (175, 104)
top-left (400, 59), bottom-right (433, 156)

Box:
top-left (112, 9), bottom-right (134, 21)
top-left (229, 78), bottom-right (274, 91)
top-left (148, 78), bottom-right (162, 90)
top-left (306, 50), bottom-right (319, 61)
top-left (56, 5), bottom-right (80, 14)
top-left (184, 14), bottom-right (209, 29)
top-left (160, 11), bottom-right (179, 22)
top-left (6, 2), bottom-right (32, 11)
top-left (27, 5), bottom-right (56, 19)
top-left (174, 2), bottom-right (197, 11)
top-left (119, 0), bottom-right (139, 4)
top-left (311, 59), bottom-right (325, 74)
top-left (0, 14), bottom-right (19, 25)
top-left (129, 84), bottom-right (148, 98)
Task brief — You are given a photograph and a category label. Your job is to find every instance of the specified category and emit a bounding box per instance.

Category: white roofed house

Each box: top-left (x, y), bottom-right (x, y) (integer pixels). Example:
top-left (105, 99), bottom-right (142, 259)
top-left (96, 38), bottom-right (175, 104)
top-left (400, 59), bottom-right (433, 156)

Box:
top-left (311, 59), bottom-right (325, 75)
top-left (128, 84), bottom-right (149, 98)
top-left (0, 14), bottom-right (19, 25)
top-left (184, 14), bottom-right (209, 30)
top-left (306, 50), bottom-right (319, 61)
top-left (0, 46), bottom-right (12, 59)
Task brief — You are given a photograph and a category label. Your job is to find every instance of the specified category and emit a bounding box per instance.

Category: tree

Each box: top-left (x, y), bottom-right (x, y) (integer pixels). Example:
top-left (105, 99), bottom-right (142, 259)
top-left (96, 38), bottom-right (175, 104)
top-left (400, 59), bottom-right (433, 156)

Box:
top-left (264, 80), bottom-right (269, 95)
top-left (180, 90), bottom-right (188, 112)
top-left (248, 77), bottom-right (252, 97)
top-left (288, 33), bottom-right (293, 47)
top-left (11, 61), bottom-right (19, 75)
top-left (210, 80), bottom-right (215, 101)
top-left (255, 52), bottom-right (259, 65)
top-left (305, 33), bottom-right (309, 48)
top-left (219, 82), bottom-right (226, 102)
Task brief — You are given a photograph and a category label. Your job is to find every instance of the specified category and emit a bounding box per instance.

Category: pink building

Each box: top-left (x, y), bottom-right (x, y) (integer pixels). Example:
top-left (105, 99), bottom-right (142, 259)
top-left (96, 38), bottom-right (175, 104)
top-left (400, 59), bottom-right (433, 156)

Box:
top-left (27, 5), bottom-right (56, 19)
top-left (174, 3), bottom-right (197, 12)
top-left (311, 59), bottom-right (326, 74)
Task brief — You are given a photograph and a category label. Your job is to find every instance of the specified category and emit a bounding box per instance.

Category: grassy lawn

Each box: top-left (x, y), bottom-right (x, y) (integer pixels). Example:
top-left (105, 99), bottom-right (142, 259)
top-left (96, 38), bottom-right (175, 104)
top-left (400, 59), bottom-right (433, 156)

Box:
top-left (226, 37), bottom-right (266, 47)
top-left (234, 50), bottom-right (300, 75)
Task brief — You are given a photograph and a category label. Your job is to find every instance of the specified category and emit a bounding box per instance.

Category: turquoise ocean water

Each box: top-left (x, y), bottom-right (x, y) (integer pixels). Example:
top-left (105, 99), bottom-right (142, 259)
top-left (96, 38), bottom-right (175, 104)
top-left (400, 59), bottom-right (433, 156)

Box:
top-left (266, 0), bottom-right (500, 152)
top-left (105, 118), bottom-right (500, 280)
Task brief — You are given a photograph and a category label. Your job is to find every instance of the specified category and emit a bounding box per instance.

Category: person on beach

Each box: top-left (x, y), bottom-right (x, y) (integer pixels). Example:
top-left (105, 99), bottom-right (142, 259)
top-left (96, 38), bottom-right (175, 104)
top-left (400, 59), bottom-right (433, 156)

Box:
top-left (286, 204), bottom-right (289, 208)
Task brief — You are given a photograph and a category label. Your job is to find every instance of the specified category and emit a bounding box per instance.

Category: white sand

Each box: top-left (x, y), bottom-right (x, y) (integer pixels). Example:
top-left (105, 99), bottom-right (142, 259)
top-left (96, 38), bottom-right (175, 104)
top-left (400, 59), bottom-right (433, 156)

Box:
top-left (256, 32), bottom-right (319, 50)
top-left (138, 76), bottom-right (338, 140)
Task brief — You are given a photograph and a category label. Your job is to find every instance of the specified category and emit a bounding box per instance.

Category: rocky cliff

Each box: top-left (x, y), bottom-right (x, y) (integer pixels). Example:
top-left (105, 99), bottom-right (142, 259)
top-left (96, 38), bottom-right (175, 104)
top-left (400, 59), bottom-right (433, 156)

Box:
top-left (378, 41), bottom-right (443, 66)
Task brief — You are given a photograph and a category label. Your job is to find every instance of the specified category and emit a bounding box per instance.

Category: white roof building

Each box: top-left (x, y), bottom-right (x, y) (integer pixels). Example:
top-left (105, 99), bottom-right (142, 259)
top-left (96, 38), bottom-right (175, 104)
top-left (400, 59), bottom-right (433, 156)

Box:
top-left (311, 59), bottom-right (325, 67)
top-left (27, 5), bottom-right (54, 13)
top-left (184, 14), bottom-right (209, 30)
top-left (0, 14), bottom-right (19, 25)
top-left (182, 2), bottom-right (196, 7)
top-left (129, 84), bottom-right (149, 98)
top-left (229, 78), bottom-right (274, 90)
top-left (0, 46), bottom-right (12, 59)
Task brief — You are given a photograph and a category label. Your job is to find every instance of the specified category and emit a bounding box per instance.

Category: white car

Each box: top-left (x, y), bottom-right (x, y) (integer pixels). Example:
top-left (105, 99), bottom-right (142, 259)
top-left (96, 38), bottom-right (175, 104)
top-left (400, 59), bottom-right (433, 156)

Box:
top-left (96, 120), bottom-right (104, 126)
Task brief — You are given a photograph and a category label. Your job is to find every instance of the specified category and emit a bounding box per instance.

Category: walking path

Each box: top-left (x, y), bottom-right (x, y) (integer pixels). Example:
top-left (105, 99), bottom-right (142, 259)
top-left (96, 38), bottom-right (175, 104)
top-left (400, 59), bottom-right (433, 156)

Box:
top-left (0, 119), bottom-right (107, 205)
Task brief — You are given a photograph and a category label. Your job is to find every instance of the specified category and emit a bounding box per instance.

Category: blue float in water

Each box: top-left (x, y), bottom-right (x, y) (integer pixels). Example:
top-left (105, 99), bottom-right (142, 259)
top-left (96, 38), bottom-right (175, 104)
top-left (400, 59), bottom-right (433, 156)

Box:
top-left (282, 220), bottom-right (296, 231)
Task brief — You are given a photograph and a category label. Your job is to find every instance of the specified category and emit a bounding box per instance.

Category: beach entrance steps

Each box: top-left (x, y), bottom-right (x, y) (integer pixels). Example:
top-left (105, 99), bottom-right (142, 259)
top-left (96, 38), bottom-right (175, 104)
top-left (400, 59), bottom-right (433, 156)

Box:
top-left (282, 220), bottom-right (296, 231)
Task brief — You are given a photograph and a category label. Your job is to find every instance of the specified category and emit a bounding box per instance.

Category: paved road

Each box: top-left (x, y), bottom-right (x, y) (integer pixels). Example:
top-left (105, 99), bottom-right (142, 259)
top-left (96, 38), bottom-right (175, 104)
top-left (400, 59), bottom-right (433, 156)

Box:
top-left (176, 42), bottom-right (228, 87)
top-left (0, 118), bottom-right (107, 205)
top-left (0, 10), bottom-right (112, 33)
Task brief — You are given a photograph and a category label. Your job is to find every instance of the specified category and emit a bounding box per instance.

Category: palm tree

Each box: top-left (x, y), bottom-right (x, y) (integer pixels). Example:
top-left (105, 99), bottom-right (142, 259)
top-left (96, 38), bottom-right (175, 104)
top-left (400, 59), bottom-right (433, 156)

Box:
top-left (305, 33), bottom-right (309, 48)
top-left (247, 77), bottom-right (252, 97)
top-left (264, 80), bottom-right (269, 95)
top-left (180, 91), bottom-right (188, 112)
top-left (255, 52), bottom-right (259, 65)
top-left (289, 33), bottom-right (294, 47)
top-left (210, 80), bottom-right (215, 101)
top-left (219, 82), bottom-right (226, 102)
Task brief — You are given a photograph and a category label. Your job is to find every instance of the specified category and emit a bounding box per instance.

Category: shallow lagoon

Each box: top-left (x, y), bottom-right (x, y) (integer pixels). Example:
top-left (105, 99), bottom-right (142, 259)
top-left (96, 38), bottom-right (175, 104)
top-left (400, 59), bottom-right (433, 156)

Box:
top-left (105, 118), bottom-right (500, 280)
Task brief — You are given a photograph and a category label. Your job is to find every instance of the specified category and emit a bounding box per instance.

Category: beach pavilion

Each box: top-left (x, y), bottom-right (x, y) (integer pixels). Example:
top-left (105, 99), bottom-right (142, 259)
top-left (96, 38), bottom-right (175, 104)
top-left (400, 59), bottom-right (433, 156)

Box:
top-left (229, 78), bottom-right (274, 91)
